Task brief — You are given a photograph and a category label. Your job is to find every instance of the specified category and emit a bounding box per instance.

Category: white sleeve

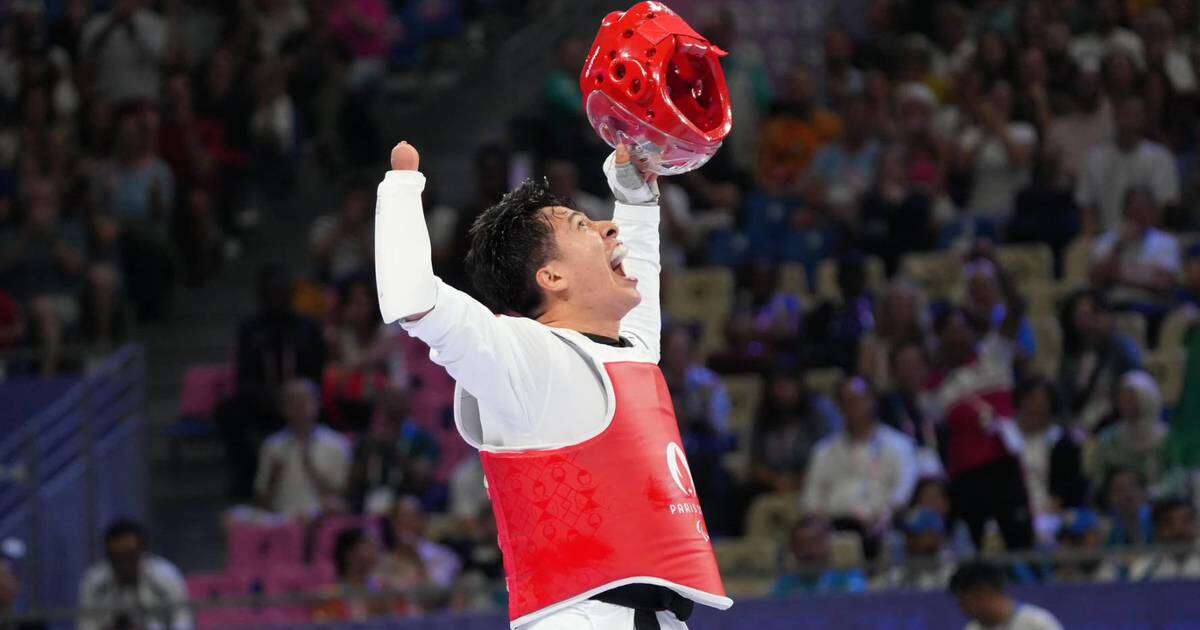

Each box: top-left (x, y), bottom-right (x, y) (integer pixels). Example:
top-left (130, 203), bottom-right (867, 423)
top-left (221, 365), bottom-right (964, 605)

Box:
top-left (77, 567), bottom-right (103, 630)
top-left (887, 434), bottom-right (919, 509)
top-left (1152, 148), bottom-right (1181, 205)
top-left (154, 561), bottom-right (195, 630)
top-left (613, 201), bottom-right (662, 361)
top-left (375, 170), bottom-right (437, 324)
top-left (802, 444), bottom-right (832, 513)
top-left (400, 279), bottom-right (560, 432)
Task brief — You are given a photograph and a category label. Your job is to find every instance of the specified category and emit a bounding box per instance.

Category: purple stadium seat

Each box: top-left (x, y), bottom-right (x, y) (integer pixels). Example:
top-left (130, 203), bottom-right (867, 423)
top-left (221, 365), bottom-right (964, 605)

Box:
top-left (178, 363), bottom-right (235, 421)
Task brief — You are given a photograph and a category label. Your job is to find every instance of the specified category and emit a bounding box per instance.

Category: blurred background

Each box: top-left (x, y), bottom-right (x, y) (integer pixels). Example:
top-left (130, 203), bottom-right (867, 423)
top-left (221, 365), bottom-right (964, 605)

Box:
top-left (2, 0), bottom-right (1200, 627)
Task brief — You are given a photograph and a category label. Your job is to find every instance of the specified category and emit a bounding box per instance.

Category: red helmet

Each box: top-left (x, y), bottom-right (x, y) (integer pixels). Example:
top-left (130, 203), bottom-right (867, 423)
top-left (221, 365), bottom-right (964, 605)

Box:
top-left (580, 1), bottom-right (733, 175)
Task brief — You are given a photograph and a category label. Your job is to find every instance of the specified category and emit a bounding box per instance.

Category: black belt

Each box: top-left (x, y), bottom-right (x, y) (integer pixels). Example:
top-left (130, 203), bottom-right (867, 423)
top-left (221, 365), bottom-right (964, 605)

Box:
top-left (591, 584), bottom-right (694, 630)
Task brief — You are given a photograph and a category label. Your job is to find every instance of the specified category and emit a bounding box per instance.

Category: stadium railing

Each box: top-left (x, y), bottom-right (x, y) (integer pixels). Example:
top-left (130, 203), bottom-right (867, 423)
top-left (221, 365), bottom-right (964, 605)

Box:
top-left (0, 344), bottom-right (147, 624)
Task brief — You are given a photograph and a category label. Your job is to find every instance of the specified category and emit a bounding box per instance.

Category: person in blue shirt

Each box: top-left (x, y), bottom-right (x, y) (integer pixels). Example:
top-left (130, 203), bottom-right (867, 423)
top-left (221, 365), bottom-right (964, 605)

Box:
top-left (1102, 467), bottom-right (1155, 546)
top-left (772, 515), bottom-right (868, 597)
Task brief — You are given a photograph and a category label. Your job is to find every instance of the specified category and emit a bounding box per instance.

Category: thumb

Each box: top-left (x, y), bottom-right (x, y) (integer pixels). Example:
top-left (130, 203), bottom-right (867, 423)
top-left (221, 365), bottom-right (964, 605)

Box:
top-left (615, 143), bottom-right (630, 166)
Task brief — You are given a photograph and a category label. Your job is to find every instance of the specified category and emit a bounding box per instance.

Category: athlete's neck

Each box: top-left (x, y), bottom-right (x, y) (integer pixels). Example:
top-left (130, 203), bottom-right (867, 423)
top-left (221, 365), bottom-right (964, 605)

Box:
top-left (537, 304), bottom-right (621, 339)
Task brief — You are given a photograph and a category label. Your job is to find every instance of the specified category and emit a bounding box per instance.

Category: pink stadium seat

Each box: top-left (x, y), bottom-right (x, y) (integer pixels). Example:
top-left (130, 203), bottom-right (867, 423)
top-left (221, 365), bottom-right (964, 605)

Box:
top-left (227, 519), bottom-right (307, 570)
top-left (261, 564), bottom-right (323, 624)
top-left (178, 363), bottom-right (235, 421)
top-left (226, 520), bottom-right (272, 569)
top-left (186, 571), bottom-right (258, 629)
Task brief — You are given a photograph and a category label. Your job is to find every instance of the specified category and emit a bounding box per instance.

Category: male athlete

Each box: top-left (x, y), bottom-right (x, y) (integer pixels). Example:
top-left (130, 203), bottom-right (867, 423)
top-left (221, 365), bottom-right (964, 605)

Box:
top-left (375, 140), bottom-right (730, 629)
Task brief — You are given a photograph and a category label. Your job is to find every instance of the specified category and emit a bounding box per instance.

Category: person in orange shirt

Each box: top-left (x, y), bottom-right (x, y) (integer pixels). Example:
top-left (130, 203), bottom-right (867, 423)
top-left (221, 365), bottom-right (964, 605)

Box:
top-left (757, 67), bottom-right (842, 192)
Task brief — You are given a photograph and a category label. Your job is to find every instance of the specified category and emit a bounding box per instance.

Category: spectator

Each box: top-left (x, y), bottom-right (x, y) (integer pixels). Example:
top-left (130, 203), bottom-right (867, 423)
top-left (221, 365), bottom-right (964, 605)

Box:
top-left (381, 496), bottom-right (461, 592)
top-left (311, 528), bottom-right (406, 621)
top-left (441, 506), bottom-right (503, 583)
top-left (1008, 145), bottom-right (1081, 267)
top-left (803, 376), bottom-right (918, 543)
top-left (877, 341), bottom-right (943, 477)
top-left (1053, 508), bottom-right (1121, 583)
top-left (0, 539), bottom-right (43, 630)
top-left (859, 145), bottom-right (938, 273)
top-left (1013, 378), bottom-right (1088, 534)
top-left (805, 94), bottom-right (881, 209)
top-left (874, 507), bottom-right (954, 590)
top-left (79, 0), bottom-right (168, 106)
top-left (0, 179), bottom-right (86, 375)
top-left (220, 265), bottom-right (326, 499)
top-left (255, 378), bottom-right (351, 516)
top-left (954, 80), bottom-right (1037, 228)
top-left (962, 258), bottom-right (1037, 364)
top-left (661, 326), bottom-right (737, 532)
top-left (800, 252), bottom-right (876, 371)
top-left (346, 387), bottom-right (441, 515)
top-left (323, 276), bottom-right (389, 429)
top-left (1089, 187), bottom-right (1181, 325)
top-left (1090, 371), bottom-right (1168, 490)
top-left (1069, 0), bottom-right (1144, 71)
top-left (1076, 95), bottom-right (1179, 233)
top-left (928, 290), bottom-right (1035, 550)
top-left (757, 66), bottom-right (841, 191)
top-left (1058, 289), bottom-right (1143, 432)
top-left (771, 516), bottom-right (868, 597)
top-left (1101, 467), bottom-right (1154, 546)
top-left (857, 279), bottom-right (930, 389)
top-left (97, 108), bottom-right (175, 321)
top-left (749, 366), bottom-right (842, 494)
top-left (949, 561), bottom-right (1063, 630)
top-left (327, 0), bottom-right (393, 89)
top-left (1130, 499), bottom-right (1200, 579)
top-left (310, 181), bottom-right (374, 283)
top-left (77, 520), bottom-right (192, 630)
top-left (1045, 70), bottom-right (1113, 180)
top-left (702, 10), bottom-right (772, 175)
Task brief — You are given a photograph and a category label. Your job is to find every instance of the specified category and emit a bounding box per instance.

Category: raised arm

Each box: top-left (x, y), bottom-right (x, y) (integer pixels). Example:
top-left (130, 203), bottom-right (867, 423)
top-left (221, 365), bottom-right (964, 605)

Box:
top-left (374, 142), bottom-right (557, 429)
top-left (605, 148), bottom-right (663, 360)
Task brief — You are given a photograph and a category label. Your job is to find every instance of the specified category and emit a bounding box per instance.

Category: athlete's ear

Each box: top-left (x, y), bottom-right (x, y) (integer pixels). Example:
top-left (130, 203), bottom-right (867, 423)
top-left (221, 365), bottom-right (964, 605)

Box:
top-left (536, 260), bottom-right (568, 296)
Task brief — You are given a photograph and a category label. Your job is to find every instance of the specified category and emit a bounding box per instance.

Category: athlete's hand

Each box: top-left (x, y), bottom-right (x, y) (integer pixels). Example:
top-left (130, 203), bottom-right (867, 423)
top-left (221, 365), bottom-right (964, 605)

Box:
top-left (391, 141), bottom-right (419, 171)
top-left (604, 143), bottom-right (659, 206)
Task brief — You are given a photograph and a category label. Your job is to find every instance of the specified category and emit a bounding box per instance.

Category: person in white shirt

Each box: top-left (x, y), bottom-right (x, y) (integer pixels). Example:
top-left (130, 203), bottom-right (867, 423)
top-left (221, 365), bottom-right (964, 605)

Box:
top-left (950, 561), bottom-right (1063, 630)
top-left (79, 0), bottom-right (167, 106)
top-left (1076, 96), bottom-right (1180, 233)
top-left (1090, 186), bottom-right (1181, 312)
top-left (956, 81), bottom-right (1037, 224)
top-left (803, 376), bottom-right (918, 537)
top-left (78, 520), bottom-right (192, 630)
top-left (1129, 499), bottom-right (1200, 580)
top-left (375, 142), bottom-right (729, 629)
top-left (254, 378), bottom-right (352, 516)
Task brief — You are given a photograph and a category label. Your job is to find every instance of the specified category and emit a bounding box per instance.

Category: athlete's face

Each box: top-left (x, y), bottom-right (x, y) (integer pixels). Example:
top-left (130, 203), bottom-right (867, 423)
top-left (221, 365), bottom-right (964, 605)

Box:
top-left (538, 206), bottom-right (640, 320)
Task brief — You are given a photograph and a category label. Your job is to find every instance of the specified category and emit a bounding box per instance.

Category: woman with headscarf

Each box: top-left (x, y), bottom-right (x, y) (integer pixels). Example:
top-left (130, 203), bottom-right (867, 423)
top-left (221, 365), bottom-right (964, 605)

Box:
top-left (1089, 370), bottom-right (1168, 489)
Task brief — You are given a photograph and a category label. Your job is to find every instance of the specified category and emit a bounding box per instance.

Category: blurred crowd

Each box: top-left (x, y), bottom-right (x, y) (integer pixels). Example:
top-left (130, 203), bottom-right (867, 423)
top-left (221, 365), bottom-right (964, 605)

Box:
top-left (0, 0), bottom-right (510, 376)
top-left (8, 0), bottom-right (1200, 625)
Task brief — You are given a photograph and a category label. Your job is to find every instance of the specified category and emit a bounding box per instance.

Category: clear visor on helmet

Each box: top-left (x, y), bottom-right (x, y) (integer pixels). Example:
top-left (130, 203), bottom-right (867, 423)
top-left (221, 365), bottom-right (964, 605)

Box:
top-left (584, 89), bottom-right (723, 176)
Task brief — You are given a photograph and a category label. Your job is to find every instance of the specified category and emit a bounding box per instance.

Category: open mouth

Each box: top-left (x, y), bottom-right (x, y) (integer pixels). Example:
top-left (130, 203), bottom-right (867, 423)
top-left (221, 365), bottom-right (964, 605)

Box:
top-left (609, 244), bottom-right (631, 279)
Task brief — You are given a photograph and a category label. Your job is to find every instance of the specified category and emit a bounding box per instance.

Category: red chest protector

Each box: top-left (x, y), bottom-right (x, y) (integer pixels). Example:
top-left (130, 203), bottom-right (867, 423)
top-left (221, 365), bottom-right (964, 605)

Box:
top-left (476, 358), bottom-right (730, 626)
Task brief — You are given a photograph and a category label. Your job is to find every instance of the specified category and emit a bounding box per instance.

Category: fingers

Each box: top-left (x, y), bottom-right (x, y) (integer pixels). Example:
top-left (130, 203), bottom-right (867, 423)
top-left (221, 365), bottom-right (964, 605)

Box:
top-left (391, 141), bottom-right (420, 171)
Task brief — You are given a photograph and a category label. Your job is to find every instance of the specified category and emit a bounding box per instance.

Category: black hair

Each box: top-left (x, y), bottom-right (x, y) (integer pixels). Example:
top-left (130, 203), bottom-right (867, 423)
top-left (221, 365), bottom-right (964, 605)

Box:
top-left (1059, 288), bottom-right (1109, 355)
top-left (1097, 466), bottom-right (1146, 511)
top-left (103, 519), bottom-right (146, 547)
top-left (464, 179), bottom-right (571, 317)
top-left (333, 528), bottom-right (367, 578)
top-left (949, 561), bottom-right (1005, 595)
top-left (1152, 497), bottom-right (1196, 527)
